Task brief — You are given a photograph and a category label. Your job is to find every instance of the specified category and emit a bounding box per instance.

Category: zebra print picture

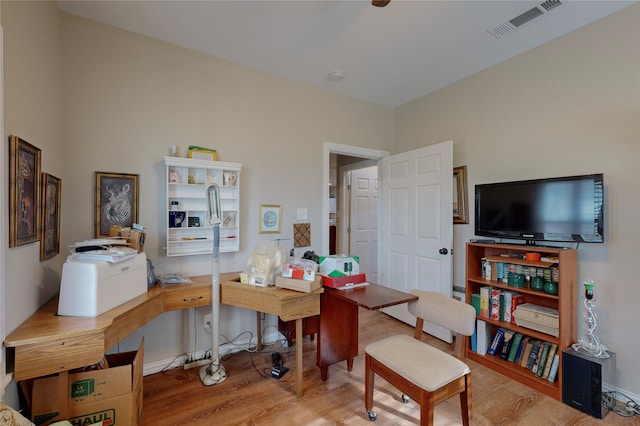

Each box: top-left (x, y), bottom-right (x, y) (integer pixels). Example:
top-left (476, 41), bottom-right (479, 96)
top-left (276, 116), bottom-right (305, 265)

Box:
top-left (94, 172), bottom-right (139, 237)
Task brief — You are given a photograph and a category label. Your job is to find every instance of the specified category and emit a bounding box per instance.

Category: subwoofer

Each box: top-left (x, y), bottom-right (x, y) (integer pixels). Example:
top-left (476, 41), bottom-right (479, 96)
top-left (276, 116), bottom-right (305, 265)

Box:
top-left (562, 346), bottom-right (616, 418)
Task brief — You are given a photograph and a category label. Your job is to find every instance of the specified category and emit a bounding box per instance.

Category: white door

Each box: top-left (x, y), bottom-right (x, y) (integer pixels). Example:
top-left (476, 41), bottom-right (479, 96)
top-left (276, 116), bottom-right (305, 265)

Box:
top-left (348, 166), bottom-right (378, 284)
top-left (379, 141), bottom-right (453, 342)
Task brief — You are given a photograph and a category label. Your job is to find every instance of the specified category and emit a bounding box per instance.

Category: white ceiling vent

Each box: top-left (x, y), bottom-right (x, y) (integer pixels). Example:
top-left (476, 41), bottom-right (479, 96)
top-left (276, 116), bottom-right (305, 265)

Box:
top-left (488, 0), bottom-right (563, 38)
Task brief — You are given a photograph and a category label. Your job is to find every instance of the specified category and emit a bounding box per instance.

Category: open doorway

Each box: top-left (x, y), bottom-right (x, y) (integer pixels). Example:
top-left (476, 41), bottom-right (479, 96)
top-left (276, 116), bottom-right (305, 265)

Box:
top-left (322, 143), bottom-right (389, 279)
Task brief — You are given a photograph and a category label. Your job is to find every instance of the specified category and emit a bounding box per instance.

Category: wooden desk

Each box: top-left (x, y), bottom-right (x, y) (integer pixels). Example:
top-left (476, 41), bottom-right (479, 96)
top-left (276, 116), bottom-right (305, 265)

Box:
top-left (4, 273), bottom-right (321, 398)
top-left (191, 275), bottom-right (323, 397)
top-left (317, 283), bottom-right (418, 380)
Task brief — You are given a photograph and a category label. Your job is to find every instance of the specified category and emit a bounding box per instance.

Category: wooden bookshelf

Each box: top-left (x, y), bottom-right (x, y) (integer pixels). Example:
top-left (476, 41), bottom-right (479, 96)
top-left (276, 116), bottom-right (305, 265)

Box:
top-left (465, 242), bottom-right (577, 401)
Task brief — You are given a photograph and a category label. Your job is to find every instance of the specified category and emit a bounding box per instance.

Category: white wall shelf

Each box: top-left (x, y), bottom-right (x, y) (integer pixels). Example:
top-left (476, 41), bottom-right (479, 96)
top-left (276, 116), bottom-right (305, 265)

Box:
top-left (164, 156), bottom-right (241, 257)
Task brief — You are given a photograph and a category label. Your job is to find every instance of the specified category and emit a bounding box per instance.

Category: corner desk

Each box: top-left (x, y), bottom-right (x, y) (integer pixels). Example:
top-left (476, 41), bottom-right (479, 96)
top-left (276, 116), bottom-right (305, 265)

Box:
top-left (4, 275), bottom-right (415, 403)
top-left (3, 273), bottom-right (321, 400)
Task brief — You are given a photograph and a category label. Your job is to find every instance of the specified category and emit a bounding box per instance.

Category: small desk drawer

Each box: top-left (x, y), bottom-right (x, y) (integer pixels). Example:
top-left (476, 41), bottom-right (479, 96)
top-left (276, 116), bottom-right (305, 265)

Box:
top-left (164, 286), bottom-right (211, 311)
top-left (14, 333), bottom-right (104, 382)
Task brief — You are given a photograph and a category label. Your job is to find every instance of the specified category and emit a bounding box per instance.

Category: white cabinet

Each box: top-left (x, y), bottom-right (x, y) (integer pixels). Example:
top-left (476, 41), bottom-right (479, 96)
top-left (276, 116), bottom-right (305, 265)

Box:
top-left (164, 156), bottom-right (241, 257)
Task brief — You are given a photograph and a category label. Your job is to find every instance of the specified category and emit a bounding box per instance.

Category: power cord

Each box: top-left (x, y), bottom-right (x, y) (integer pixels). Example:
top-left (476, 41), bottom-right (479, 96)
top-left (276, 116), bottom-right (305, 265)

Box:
top-left (603, 391), bottom-right (640, 418)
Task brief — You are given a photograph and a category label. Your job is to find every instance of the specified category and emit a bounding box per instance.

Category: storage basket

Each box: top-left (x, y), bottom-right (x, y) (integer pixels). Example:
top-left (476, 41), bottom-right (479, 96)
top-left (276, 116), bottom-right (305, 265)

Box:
top-left (513, 303), bottom-right (559, 337)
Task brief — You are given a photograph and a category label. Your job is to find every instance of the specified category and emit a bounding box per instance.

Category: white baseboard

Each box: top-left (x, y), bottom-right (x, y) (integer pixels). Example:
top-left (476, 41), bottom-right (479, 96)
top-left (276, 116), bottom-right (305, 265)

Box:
top-left (603, 383), bottom-right (640, 407)
top-left (142, 330), bottom-right (284, 376)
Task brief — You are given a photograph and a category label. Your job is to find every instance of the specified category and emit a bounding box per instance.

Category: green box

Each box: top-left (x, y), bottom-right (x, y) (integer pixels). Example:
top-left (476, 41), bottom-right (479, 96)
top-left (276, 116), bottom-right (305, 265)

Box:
top-left (71, 379), bottom-right (95, 398)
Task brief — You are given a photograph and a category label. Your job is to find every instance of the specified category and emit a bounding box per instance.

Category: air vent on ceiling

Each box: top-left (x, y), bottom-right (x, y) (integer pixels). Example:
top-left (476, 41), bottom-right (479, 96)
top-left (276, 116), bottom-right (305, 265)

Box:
top-left (488, 0), bottom-right (563, 39)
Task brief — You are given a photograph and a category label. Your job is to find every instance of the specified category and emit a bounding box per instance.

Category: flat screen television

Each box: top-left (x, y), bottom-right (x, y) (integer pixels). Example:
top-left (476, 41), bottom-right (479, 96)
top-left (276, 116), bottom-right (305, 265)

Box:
top-left (474, 173), bottom-right (604, 244)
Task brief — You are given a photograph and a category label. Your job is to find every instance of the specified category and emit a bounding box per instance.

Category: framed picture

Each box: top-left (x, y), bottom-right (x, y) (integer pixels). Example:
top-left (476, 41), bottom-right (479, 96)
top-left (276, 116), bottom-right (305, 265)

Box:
top-left (9, 135), bottom-right (42, 247)
top-left (95, 172), bottom-right (139, 237)
top-left (40, 173), bottom-right (62, 260)
top-left (259, 204), bottom-right (281, 234)
top-left (453, 165), bottom-right (469, 224)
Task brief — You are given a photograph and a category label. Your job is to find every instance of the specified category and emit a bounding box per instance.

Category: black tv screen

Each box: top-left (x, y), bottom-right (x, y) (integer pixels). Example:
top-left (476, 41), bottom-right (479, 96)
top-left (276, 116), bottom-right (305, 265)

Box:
top-left (475, 174), bottom-right (604, 244)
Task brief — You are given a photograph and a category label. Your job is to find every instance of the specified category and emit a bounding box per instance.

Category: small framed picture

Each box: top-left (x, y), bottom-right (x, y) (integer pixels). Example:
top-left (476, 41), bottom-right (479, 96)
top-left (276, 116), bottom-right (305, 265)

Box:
top-left (259, 204), bottom-right (281, 234)
top-left (95, 172), bottom-right (139, 237)
top-left (453, 165), bottom-right (469, 224)
top-left (40, 173), bottom-right (62, 260)
top-left (9, 135), bottom-right (42, 247)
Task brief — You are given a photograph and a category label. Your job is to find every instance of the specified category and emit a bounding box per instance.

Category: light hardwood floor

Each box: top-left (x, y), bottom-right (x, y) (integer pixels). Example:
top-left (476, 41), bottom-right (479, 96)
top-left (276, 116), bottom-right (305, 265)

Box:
top-left (142, 309), bottom-right (637, 425)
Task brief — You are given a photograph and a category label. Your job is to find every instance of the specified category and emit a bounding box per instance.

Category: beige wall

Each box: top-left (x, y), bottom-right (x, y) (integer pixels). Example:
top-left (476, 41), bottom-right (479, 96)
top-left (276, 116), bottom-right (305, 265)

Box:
top-left (3, 1), bottom-right (64, 338)
top-left (395, 4), bottom-right (640, 396)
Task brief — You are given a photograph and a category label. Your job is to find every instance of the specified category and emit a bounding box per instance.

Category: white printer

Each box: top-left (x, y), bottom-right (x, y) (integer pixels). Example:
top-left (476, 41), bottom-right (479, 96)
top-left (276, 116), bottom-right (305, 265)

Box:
top-left (58, 252), bottom-right (148, 317)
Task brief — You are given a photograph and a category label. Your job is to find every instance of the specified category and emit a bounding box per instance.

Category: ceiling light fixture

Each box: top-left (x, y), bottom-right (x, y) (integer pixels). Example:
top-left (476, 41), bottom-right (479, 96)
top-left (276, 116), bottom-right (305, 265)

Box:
top-left (328, 71), bottom-right (344, 82)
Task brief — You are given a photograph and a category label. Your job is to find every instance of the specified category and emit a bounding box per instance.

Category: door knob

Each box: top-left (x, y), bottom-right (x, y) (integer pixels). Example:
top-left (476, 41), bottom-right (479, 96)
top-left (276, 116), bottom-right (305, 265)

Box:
top-left (439, 248), bottom-right (449, 255)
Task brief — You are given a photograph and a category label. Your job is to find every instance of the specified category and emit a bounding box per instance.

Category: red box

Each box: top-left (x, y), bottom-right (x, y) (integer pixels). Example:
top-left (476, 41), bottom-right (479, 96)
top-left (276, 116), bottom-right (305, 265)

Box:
top-left (321, 273), bottom-right (366, 288)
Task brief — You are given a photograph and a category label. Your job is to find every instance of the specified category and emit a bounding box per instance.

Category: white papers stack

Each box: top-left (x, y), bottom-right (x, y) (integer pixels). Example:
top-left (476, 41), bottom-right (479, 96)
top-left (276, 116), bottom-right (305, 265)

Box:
top-left (67, 238), bottom-right (136, 263)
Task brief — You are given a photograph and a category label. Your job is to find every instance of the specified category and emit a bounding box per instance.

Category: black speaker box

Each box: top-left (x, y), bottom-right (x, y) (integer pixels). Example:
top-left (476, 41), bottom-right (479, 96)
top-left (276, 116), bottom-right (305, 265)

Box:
top-left (562, 346), bottom-right (616, 419)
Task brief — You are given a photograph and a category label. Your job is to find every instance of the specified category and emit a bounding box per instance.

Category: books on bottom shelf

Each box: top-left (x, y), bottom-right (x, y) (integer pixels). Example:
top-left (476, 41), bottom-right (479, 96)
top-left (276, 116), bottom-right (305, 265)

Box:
top-left (482, 328), bottom-right (560, 384)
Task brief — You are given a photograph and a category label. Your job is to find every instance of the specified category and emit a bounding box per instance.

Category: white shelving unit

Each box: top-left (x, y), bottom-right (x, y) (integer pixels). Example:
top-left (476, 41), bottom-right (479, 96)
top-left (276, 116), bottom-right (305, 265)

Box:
top-left (164, 156), bottom-right (241, 257)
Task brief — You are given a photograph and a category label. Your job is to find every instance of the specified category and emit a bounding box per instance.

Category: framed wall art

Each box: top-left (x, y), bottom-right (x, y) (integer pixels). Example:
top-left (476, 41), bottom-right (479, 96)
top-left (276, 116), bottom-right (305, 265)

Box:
top-left (259, 204), bottom-right (281, 234)
top-left (95, 172), bottom-right (139, 237)
top-left (9, 135), bottom-right (42, 247)
top-left (453, 165), bottom-right (469, 224)
top-left (40, 173), bottom-right (61, 260)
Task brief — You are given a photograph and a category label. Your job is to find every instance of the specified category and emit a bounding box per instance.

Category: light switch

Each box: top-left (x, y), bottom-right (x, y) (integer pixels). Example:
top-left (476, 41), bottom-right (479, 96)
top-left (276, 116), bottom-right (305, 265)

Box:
top-left (297, 208), bottom-right (308, 220)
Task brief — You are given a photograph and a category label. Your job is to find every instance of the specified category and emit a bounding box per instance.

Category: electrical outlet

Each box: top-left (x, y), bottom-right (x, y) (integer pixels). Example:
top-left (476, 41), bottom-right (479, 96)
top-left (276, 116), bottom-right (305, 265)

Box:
top-left (204, 313), bottom-right (213, 330)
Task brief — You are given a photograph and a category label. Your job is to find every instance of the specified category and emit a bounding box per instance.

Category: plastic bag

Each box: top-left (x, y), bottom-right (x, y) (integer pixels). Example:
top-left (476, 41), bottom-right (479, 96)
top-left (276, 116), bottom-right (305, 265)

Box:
top-left (241, 240), bottom-right (287, 286)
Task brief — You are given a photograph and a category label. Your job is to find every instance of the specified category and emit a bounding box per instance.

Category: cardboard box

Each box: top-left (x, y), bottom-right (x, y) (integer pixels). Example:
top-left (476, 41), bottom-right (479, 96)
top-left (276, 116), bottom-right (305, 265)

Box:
top-left (275, 275), bottom-right (322, 293)
top-left (109, 226), bottom-right (145, 252)
top-left (318, 255), bottom-right (359, 277)
top-left (22, 340), bottom-right (144, 426)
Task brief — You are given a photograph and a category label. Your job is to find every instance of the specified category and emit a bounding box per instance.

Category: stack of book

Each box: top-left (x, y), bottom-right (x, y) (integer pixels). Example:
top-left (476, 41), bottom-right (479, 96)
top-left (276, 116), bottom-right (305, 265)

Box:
top-left (473, 286), bottom-right (525, 324)
top-left (485, 328), bottom-right (560, 383)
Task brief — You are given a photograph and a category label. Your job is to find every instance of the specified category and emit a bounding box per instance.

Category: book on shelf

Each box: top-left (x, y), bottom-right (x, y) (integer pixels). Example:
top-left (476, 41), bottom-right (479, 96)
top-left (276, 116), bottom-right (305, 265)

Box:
top-left (510, 293), bottom-right (525, 324)
top-left (507, 333), bottom-right (523, 362)
top-left (541, 343), bottom-right (558, 379)
top-left (471, 328), bottom-right (477, 353)
top-left (533, 341), bottom-right (551, 375)
top-left (500, 291), bottom-right (512, 322)
top-left (488, 328), bottom-right (505, 356)
top-left (514, 336), bottom-right (529, 364)
top-left (547, 354), bottom-right (560, 383)
top-left (471, 293), bottom-right (481, 316)
top-left (476, 319), bottom-right (490, 356)
top-left (479, 286), bottom-right (491, 318)
top-left (490, 288), bottom-right (501, 320)
top-left (500, 330), bottom-right (515, 360)
top-left (520, 339), bottom-right (534, 368)
top-left (526, 340), bottom-right (542, 370)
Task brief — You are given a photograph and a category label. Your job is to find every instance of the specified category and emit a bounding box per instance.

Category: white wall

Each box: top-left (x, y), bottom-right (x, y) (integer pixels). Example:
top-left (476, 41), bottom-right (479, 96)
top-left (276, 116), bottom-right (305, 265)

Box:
top-left (394, 4), bottom-right (640, 396)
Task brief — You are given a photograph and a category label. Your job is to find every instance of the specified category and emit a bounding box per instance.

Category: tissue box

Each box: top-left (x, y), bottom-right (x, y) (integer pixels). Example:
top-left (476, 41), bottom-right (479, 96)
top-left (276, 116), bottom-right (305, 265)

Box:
top-left (318, 255), bottom-right (360, 277)
top-left (58, 253), bottom-right (148, 317)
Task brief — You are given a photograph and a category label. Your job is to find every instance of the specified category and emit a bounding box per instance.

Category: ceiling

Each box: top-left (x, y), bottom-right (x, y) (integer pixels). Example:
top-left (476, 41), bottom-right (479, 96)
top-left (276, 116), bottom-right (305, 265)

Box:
top-left (57, 0), bottom-right (635, 108)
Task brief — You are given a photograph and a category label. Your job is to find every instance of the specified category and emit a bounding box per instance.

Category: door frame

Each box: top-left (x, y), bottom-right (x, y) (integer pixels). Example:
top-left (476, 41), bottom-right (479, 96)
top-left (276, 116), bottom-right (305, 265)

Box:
top-left (322, 143), bottom-right (389, 256)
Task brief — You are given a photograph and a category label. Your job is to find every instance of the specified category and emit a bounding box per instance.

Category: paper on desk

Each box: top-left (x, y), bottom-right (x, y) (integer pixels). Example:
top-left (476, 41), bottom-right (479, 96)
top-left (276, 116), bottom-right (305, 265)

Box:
top-left (335, 282), bottom-right (370, 290)
top-left (67, 246), bottom-right (138, 263)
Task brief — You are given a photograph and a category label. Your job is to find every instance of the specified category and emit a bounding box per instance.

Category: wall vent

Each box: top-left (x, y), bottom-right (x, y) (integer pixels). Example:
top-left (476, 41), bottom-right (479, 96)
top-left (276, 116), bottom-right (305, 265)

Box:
top-left (488, 0), bottom-right (563, 39)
